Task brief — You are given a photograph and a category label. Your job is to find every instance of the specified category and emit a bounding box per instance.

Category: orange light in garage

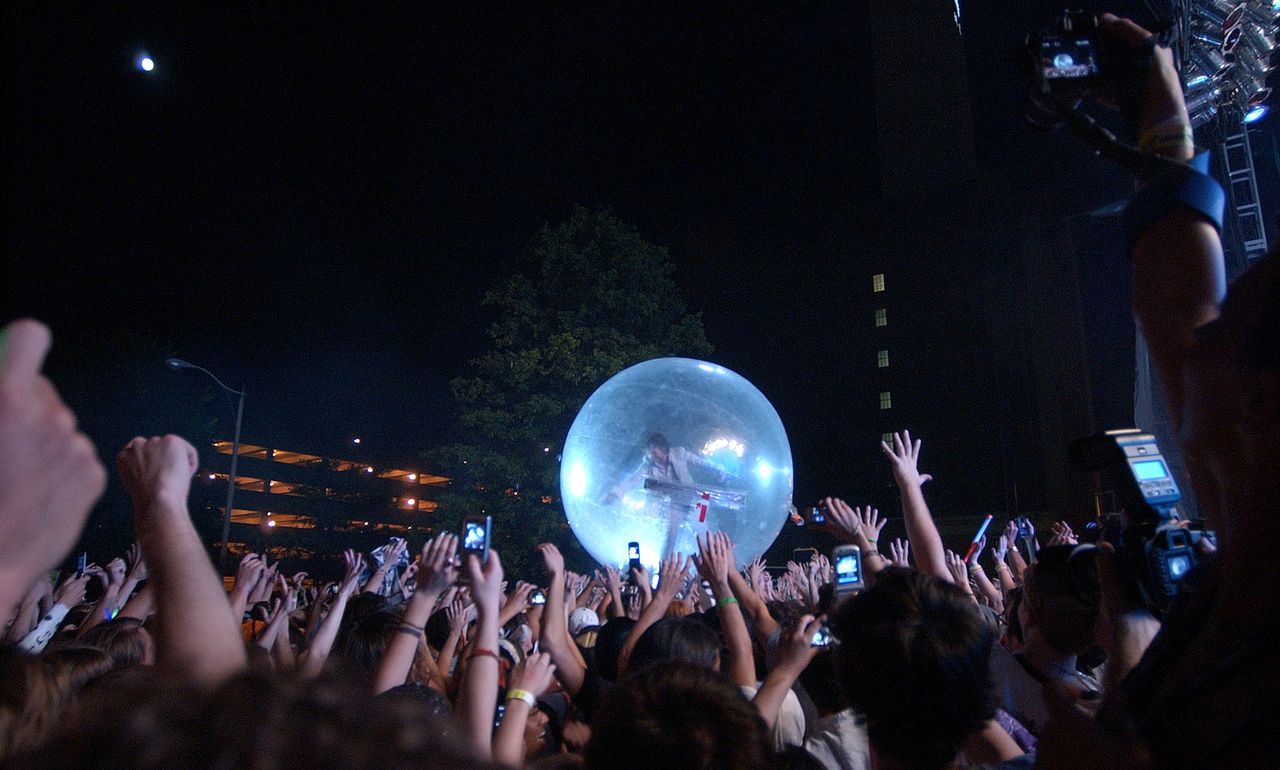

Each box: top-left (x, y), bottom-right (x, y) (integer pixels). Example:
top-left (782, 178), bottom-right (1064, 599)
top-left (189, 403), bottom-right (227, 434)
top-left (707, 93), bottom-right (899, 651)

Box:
top-left (405, 498), bottom-right (416, 508)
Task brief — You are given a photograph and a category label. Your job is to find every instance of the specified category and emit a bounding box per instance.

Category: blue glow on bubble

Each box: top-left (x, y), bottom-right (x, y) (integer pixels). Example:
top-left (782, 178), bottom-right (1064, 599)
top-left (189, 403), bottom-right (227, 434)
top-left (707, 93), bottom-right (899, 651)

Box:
top-left (1244, 105), bottom-right (1269, 124)
top-left (560, 357), bottom-right (793, 570)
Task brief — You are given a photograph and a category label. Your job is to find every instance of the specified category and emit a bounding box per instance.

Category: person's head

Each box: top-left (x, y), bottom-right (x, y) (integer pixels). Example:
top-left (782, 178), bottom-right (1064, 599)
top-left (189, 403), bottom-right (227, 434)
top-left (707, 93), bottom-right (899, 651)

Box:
top-left (645, 432), bottom-right (670, 465)
top-left (797, 650), bottom-right (845, 717)
top-left (78, 618), bottom-right (153, 668)
top-left (15, 667), bottom-right (487, 769)
top-left (1020, 544), bottom-right (1100, 656)
top-left (337, 608), bottom-right (398, 679)
top-left (585, 660), bottom-right (772, 770)
top-left (831, 568), bottom-right (997, 770)
top-left (593, 617), bottom-right (636, 682)
top-left (627, 616), bottom-right (721, 673)
top-left (41, 645), bottom-right (115, 693)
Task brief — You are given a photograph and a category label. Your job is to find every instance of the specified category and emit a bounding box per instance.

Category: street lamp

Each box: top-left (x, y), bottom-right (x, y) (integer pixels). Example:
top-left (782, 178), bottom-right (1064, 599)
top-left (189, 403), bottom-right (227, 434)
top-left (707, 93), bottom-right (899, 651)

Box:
top-left (166, 357), bottom-right (245, 574)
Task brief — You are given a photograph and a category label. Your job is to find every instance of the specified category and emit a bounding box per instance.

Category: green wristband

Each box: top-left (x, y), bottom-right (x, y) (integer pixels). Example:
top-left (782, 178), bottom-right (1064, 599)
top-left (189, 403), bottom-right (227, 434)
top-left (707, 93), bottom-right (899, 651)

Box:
top-left (715, 595), bottom-right (739, 609)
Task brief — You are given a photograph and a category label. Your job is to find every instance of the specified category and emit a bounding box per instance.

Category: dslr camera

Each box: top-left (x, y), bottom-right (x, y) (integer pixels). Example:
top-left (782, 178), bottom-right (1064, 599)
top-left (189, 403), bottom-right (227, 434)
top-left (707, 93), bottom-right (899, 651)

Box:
top-left (1070, 429), bottom-right (1216, 614)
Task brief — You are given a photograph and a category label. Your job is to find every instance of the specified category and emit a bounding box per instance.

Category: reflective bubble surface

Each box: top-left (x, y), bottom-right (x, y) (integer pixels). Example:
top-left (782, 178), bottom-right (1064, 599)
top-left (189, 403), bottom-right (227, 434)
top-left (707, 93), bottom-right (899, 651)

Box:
top-left (560, 358), bottom-right (793, 571)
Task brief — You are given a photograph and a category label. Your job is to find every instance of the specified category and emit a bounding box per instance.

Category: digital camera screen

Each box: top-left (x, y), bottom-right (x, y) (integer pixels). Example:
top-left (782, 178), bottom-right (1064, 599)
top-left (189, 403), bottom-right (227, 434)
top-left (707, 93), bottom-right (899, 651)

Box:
top-left (1132, 459), bottom-right (1169, 481)
top-left (1040, 38), bottom-right (1100, 80)
top-left (628, 544), bottom-right (640, 560)
top-left (463, 523), bottom-right (486, 550)
top-left (836, 554), bottom-right (861, 583)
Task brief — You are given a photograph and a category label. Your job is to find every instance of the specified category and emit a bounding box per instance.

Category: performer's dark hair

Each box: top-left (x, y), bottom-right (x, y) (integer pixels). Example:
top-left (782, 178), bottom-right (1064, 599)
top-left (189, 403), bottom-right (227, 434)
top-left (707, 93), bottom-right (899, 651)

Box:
top-left (645, 432), bottom-right (670, 450)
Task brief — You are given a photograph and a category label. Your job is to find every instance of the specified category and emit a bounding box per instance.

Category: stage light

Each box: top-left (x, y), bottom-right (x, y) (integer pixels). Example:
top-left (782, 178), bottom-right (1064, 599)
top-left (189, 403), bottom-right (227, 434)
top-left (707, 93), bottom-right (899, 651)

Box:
top-left (365, 466), bottom-right (374, 473)
top-left (267, 520), bottom-right (276, 528)
top-left (1244, 104), bottom-right (1269, 121)
top-left (137, 55), bottom-right (155, 73)
top-left (405, 498), bottom-right (416, 508)
top-left (407, 473), bottom-right (417, 481)
top-left (353, 437), bottom-right (361, 444)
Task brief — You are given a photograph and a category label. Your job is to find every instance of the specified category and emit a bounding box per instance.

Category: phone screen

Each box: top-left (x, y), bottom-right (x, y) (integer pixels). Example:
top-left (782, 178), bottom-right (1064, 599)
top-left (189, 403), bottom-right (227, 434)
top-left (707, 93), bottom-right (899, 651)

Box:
top-left (463, 522), bottom-right (487, 551)
top-left (1039, 36), bottom-right (1100, 80)
top-left (835, 551), bottom-right (862, 588)
top-left (628, 542), bottom-right (640, 560)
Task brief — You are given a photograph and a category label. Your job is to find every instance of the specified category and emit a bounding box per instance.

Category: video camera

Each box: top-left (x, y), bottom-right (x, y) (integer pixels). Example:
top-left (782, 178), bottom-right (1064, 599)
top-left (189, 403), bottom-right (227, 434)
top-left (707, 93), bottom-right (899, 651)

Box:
top-left (1070, 429), bottom-right (1216, 614)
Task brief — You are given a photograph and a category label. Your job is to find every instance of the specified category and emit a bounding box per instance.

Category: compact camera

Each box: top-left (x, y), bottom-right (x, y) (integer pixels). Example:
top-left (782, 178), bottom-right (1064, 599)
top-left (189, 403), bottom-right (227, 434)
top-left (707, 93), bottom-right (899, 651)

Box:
top-left (1070, 429), bottom-right (1215, 613)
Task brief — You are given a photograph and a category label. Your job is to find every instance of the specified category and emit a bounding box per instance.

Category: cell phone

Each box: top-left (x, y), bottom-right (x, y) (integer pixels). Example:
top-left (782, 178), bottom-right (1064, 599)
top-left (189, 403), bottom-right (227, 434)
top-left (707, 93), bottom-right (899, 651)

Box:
top-left (810, 505), bottom-right (826, 525)
top-left (462, 515), bottom-right (492, 563)
top-left (529, 589), bottom-right (547, 605)
top-left (793, 547), bottom-right (817, 565)
top-left (628, 541), bottom-right (641, 573)
top-left (76, 551), bottom-right (88, 578)
top-left (1016, 516), bottom-right (1033, 539)
top-left (832, 544), bottom-right (863, 595)
top-left (811, 624), bottom-right (834, 648)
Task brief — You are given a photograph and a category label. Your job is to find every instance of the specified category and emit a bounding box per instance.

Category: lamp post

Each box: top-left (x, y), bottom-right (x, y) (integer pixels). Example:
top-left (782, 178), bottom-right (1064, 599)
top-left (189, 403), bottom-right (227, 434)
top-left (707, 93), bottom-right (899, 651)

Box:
top-left (166, 357), bottom-right (245, 574)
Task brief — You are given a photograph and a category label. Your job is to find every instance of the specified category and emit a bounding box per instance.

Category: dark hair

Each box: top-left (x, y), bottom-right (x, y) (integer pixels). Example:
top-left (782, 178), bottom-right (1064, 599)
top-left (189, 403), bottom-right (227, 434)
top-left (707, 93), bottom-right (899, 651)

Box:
top-left (78, 618), bottom-right (149, 668)
top-left (1023, 545), bottom-right (1100, 655)
top-left (15, 668), bottom-right (488, 769)
top-left (342, 609), bottom-right (402, 679)
top-left (644, 432), bottom-right (670, 451)
top-left (628, 617), bottom-right (721, 673)
top-left (41, 645), bottom-right (115, 693)
top-left (831, 568), bottom-right (997, 770)
top-left (593, 617), bottom-right (636, 683)
top-left (585, 661), bottom-right (772, 770)
top-left (797, 650), bottom-right (845, 715)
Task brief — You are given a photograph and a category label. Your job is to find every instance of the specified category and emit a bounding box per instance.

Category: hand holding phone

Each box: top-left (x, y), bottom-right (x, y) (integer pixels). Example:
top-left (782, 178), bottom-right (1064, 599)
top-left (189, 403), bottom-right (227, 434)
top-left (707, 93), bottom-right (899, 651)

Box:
top-left (832, 544), bottom-right (864, 596)
top-left (462, 515), bottom-right (492, 564)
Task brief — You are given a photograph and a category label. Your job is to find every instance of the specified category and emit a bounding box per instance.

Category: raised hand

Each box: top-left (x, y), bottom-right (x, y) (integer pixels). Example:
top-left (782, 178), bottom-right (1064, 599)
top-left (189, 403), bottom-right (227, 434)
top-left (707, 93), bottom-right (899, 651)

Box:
top-left (55, 573), bottom-right (91, 607)
top-left (446, 598), bottom-right (472, 636)
top-left (117, 435), bottom-right (199, 512)
top-left (510, 651), bottom-right (557, 700)
top-left (126, 542), bottom-right (149, 582)
top-left (536, 543), bottom-right (565, 577)
top-left (340, 549), bottom-right (365, 595)
top-left (944, 551), bottom-right (976, 598)
top-left (656, 553), bottom-right (691, 596)
top-left (1048, 521), bottom-right (1078, 547)
top-left (888, 537), bottom-right (911, 567)
top-left (992, 531), bottom-right (1009, 565)
top-left (1002, 520), bottom-right (1019, 551)
top-left (105, 557), bottom-right (127, 587)
top-left (235, 554), bottom-right (265, 591)
top-left (822, 497), bottom-right (863, 543)
top-left (0, 320), bottom-right (107, 610)
top-left (604, 565), bottom-right (622, 593)
top-left (880, 429), bottom-right (933, 488)
top-left (856, 506), bottom-right (887, 544)
top-left (695, 532), bottom-right (734, 592)
top-left (418, 534), bottom-right (459, 594)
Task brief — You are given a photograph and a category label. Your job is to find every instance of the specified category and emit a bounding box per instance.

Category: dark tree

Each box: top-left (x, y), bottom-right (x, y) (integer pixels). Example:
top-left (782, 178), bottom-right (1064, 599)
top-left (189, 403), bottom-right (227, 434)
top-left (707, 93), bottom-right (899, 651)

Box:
top-left (425, 207), bottom-right (713, 577)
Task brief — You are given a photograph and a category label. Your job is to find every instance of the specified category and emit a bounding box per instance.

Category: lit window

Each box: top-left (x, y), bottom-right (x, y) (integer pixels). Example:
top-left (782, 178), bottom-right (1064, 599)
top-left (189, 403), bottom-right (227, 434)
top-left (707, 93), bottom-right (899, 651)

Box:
top-left (872, 273), bottom-right (885, 292)
top-left (879, 391), bottom-right (892, 410)
top-left (877, 349), bottom-right (889, 368)
top-left (875, 308), bottom-right (887, 327)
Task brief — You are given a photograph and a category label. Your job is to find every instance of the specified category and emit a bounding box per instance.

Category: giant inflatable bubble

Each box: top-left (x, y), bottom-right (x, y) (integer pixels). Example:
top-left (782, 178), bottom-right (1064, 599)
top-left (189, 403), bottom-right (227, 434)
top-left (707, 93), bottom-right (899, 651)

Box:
top-left (560, 358), bottom-right (793, 572)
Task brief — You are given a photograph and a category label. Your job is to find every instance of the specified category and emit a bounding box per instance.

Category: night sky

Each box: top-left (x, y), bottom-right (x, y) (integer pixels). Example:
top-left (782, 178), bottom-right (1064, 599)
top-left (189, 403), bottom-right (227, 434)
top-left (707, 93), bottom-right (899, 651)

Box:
top-left (6, 4), bottom-right (1277, 535)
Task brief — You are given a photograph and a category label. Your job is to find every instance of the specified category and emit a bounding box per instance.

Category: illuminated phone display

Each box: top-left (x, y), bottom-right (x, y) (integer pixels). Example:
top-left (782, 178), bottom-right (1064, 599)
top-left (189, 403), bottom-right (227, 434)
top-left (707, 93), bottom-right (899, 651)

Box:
top-left (1131, 459), bottom-right (1169, 481)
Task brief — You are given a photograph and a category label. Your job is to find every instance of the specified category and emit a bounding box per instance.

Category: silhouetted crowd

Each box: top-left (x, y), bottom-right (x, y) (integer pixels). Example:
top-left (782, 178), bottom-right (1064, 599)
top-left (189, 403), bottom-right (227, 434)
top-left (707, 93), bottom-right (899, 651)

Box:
top-left (3, 13), bottom-right (1278, 770)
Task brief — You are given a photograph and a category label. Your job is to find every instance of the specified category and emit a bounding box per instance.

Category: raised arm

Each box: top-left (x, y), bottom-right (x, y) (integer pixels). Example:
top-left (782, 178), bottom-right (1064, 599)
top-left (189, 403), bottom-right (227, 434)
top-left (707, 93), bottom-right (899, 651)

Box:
top-left (492, 651), bottom-right (556, 768)
top-left (697, 532), bottom-right (756, 687)
top-left (617, 553), bottom-right (690, 676)
top-left (373, 533), bottom-right (458, 694)
top-left (454, 548), bottom-right (505, 759)
top-left (881, 431), bottom-right (949, 582)
top-left (753, 614), bottom-right (821, 727)
top-left (0, 320), bottom-right (107, 613)
top-left (117, 435), bottom-right (247, 685)
top-left (727, 555), bottom-right (779, 645)
top-left (534, 543), bottom-right (586, 695)
top-left (299, 549), bottom-right (363, 678)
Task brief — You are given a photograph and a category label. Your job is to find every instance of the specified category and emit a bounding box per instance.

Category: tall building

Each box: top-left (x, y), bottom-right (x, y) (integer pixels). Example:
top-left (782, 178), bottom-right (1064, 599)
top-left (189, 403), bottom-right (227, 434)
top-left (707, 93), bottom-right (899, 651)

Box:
top-left (195, 439), bottom-right (448, 569)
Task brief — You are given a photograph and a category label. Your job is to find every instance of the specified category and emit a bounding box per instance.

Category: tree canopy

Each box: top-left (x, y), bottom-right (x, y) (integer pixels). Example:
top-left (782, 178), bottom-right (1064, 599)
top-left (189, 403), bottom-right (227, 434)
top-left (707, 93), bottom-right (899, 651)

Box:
top-left (425, 207), bottom-right (713, 577)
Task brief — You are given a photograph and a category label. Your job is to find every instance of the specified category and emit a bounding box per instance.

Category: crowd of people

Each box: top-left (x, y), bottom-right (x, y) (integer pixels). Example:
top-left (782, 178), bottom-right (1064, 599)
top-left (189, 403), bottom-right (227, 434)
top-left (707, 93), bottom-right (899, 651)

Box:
top-left (2, 13), bottom-right (1278, 769)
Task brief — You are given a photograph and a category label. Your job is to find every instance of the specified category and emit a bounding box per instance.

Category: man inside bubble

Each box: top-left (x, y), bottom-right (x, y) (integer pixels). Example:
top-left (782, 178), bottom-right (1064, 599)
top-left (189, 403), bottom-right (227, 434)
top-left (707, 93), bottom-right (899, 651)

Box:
top-left (602, 432), bottom-right (728, 557)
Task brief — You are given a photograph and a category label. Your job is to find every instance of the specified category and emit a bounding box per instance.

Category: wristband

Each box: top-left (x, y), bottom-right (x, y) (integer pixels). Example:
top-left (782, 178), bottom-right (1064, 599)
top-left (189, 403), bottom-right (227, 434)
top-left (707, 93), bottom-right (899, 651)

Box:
top-left (715, 596), bottom-right (739, 609)
top-left (866, 538), bottom-right (878, 544)
top-left (968, 563), bottom-right (984, 575)
top-left (395, 623), bottom-right (422, 638)
top-left (467, 648), bottom-right (501, 663)
top-left (505, 688), bottom-right (537, 708)
top-left (1124, 151), bottom-right (1224, 249)
top-left (994, 562), bottom-right (1010, 572)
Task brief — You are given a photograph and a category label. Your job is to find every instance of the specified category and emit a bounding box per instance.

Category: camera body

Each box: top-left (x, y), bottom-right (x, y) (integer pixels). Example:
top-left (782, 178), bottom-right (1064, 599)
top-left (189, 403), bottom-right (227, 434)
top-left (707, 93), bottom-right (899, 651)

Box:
top-left (1070, 429), bottom-right (1214, 612)
top-left (1027, 11), bottom-right (1110, 102)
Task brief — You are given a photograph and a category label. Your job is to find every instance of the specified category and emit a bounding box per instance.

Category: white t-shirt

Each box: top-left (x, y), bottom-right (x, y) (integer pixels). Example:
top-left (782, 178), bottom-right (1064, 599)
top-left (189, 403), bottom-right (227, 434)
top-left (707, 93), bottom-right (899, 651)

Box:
top-left (804, 708), bottom-right (870, 770)
top-left (741, 683), bottom-right (807, 750)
